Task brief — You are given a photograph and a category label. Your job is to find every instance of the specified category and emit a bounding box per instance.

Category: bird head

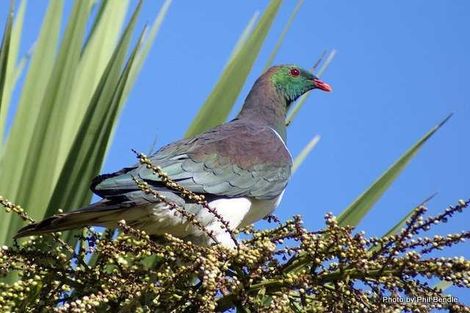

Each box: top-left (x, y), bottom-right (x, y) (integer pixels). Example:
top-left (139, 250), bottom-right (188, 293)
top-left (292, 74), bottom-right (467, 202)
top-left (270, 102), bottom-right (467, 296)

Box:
top-left (270, 65), bottom-right (332, 102)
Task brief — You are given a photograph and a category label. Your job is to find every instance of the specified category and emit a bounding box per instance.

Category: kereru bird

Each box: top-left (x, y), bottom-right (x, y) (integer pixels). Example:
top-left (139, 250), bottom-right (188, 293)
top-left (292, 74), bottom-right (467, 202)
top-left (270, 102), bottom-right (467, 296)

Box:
top-left (15, 65), bottom-right (331, 247)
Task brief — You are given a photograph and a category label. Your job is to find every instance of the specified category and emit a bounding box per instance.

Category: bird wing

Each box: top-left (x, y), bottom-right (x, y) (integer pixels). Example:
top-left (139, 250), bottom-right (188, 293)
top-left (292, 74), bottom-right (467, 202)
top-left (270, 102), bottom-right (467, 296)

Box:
top-left (92, 121), bottom-right (292, 201)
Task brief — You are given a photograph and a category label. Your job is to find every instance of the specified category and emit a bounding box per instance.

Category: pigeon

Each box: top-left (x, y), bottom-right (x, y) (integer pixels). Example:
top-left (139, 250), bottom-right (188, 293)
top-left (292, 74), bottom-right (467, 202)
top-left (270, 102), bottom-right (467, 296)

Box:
top-left (15, 65), bottom-right (331, 247)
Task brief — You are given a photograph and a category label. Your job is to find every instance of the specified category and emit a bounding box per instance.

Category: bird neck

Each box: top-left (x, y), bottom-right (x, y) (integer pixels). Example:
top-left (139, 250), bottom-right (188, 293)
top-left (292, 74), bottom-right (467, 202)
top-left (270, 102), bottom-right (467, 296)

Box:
top-left (237, 78), bottom-right (289, 141)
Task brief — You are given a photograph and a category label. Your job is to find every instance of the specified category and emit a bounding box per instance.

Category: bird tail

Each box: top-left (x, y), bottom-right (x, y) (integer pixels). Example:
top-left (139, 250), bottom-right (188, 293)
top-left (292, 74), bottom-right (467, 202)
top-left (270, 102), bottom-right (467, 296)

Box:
top-left (14, 201), bottom-right (128, 239)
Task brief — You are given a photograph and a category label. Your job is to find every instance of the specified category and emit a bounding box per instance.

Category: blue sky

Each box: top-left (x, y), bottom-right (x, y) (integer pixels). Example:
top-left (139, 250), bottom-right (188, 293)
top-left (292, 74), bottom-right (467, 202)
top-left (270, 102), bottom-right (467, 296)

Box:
top-left (3, 0), bottom-right (469, 305)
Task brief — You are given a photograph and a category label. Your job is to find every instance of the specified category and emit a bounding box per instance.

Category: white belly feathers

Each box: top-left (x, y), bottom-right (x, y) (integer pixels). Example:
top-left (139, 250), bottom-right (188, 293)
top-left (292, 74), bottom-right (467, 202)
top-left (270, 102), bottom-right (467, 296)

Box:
top-left (135, 191), bottom-right (285, 248)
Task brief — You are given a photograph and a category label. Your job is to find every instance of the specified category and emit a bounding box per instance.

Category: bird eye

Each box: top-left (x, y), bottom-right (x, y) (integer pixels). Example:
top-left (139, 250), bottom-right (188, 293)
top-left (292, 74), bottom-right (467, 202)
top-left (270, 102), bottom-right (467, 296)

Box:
top-left (290, 68), bottom-right (300, 77)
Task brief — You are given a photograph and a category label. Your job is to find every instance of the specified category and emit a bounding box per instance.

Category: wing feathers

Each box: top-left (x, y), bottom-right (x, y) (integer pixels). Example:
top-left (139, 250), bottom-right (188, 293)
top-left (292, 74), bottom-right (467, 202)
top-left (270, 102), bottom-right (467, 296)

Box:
top-left (92, 122), bottom-right (292, 201)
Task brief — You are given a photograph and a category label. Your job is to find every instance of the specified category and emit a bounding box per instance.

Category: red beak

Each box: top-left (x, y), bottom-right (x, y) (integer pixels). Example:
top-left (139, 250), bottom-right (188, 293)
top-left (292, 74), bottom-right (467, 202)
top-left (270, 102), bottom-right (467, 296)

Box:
top-left (313, 78), bottom-right (332, 92)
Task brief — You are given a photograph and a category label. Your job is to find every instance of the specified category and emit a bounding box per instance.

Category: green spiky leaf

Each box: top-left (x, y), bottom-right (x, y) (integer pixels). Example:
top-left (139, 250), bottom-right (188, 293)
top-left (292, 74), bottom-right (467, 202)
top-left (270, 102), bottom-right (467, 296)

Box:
top-left (337, 114), bottom-right (453, 227)
top-left (0, 0), bottom-right (25, 144)
top-left (44, 2), bottom-right (144, 219)
top-left (184, 0), bottom-right (282, 138)
top-left (264, 0), bottom-right (304, 70)
top-left (292, 134), bottom-right (320, 174)
top-left (0, 0), bottom-right (64, 243)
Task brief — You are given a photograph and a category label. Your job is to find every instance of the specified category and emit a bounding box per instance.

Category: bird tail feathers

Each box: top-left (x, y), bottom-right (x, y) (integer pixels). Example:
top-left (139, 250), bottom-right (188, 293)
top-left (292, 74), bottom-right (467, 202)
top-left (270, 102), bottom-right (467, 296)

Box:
top-left (14, 201), bottom-right (128, 239)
